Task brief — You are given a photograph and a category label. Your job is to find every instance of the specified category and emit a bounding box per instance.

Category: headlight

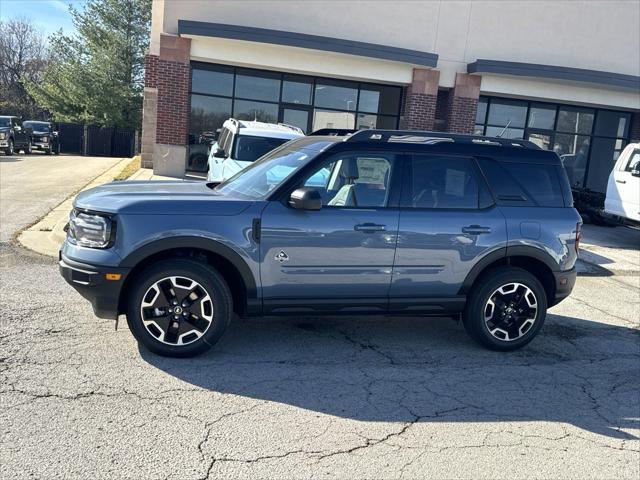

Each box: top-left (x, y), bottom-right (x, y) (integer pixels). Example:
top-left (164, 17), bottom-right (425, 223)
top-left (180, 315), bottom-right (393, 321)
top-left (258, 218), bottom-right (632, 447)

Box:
top-left (0, 132), bottom-right (6, 140)
top-left (67, 210), bottom-right (113, 248)
top-left (42, 136), bottom-right (49, 143)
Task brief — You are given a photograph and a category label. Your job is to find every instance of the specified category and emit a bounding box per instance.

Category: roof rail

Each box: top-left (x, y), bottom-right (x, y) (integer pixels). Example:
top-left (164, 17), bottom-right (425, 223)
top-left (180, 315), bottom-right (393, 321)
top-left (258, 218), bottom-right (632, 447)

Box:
top-left (309, 128), bottom-right (357, 137)
top-left (277, 122), bottom-right (304, 134)
top-left (345, 129), bottom-right (540, 149)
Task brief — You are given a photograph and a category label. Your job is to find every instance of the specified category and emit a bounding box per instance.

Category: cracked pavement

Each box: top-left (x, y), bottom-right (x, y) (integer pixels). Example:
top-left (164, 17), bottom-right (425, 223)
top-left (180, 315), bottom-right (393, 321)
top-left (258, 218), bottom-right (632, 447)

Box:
top-left (1, 158), bottom-right (639, 479)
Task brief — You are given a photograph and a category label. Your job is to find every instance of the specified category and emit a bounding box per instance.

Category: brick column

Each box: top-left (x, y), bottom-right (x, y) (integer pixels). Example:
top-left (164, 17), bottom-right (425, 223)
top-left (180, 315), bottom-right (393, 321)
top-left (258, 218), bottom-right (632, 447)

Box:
top-left (400, 69), bottom-right (440, 130)
top-left (445, 73), bottom-right (481, 134)
top-left (141, 34), bottom-right (191, 177)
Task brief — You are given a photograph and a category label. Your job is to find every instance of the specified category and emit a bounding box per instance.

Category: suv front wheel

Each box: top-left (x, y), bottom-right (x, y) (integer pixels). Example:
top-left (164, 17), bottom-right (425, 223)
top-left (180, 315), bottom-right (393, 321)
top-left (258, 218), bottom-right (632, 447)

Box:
top-left (126, 259), bottom-right (232, 357)
top-left (463, 267), bottom-right (547, 351)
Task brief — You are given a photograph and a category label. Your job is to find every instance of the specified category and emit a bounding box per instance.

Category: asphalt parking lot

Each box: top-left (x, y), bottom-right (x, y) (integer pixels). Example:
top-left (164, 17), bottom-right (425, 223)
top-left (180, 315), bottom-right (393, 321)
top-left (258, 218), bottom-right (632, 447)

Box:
top-left (0, 156), bottom-right (638, 479)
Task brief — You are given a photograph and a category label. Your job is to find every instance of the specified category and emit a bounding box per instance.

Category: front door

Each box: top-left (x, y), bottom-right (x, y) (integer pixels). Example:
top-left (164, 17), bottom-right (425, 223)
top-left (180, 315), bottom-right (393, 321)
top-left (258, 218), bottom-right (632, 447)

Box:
top-left (260, 151), bottom-right (401, 313)
top-left (389, 154), bottom-right (507, 308)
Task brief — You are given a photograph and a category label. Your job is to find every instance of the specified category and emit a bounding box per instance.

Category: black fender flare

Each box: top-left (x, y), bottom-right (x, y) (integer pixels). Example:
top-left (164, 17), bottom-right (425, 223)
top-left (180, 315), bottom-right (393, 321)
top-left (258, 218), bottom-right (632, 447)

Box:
top-left (459, 246), bottom-right (560, 295)
top-left (120, 236), bottom-right (258, 299)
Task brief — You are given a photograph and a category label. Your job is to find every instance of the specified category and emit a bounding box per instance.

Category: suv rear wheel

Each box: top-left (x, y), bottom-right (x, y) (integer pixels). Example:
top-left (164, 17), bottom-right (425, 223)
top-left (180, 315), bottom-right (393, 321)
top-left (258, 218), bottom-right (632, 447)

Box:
top-left (463, 267), bottom-right (547, 351)
top-left (126, 259), bottom-right (232, 357)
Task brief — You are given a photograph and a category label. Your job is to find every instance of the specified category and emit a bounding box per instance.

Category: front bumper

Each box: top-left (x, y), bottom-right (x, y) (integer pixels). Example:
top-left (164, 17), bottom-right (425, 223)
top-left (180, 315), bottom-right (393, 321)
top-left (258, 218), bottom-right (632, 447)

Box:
top-left (551, 267), bottom-right (577, 306)
top-left (59, 252), bottom-right (130, 319)
top-left (33, 142), bottom-right (50, 149)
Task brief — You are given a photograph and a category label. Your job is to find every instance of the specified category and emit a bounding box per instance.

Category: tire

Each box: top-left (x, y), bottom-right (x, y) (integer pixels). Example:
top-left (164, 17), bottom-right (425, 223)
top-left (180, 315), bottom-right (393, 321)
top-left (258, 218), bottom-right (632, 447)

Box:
top-left (5, 139), bottom-right (13, 156)
top-left (25, 140), bottom-right (32, 154)
top-left (126, 259), bottom-right (233, 357)
top-left (46, 146), bottom-right (52, 155)
top-left (463, 266), bottom-right (547, 351)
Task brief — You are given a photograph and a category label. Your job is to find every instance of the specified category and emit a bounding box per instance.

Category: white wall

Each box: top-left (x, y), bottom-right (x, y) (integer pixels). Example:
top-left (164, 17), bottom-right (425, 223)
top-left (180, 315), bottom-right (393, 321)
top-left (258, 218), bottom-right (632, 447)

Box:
top-left (154, 0), bottom-right (640, 107)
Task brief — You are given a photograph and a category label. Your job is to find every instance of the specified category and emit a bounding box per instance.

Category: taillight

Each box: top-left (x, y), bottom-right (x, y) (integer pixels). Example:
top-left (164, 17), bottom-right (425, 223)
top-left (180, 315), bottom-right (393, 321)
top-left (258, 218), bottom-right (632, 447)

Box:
top-left (575, 223), bottom-right (582, 254)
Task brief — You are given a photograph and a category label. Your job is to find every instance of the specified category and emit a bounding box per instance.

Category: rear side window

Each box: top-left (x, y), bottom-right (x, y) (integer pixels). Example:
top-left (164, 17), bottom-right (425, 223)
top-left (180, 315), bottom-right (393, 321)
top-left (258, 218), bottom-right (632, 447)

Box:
top-left (233, 135), bottom-right (290, 162)
top-left (403, 156), bottom-right (492, 209)
top-left (478, 158), bottom-right (565, 207)
top-left (623, 149), bottom-right (640, 172)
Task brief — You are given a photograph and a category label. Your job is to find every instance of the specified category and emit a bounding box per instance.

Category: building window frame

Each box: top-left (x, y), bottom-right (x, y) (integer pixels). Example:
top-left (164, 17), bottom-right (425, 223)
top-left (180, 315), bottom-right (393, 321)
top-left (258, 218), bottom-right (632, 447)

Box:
top-left (475, 96), bottom-right (632, 192)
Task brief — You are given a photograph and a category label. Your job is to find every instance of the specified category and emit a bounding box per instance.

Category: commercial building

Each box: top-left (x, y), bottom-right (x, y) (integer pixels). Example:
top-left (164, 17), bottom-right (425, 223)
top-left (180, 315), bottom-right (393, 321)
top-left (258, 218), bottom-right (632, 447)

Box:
top-left (141, 0), bottom-right (640, 199)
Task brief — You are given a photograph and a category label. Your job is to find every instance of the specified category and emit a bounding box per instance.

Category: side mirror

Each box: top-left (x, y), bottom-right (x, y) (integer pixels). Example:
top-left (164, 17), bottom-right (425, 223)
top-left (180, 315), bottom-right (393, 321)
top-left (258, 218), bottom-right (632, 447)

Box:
top-left (289, 187), bottom-right (322, 210)
top-left (213, 147), bottom-right (226, 158)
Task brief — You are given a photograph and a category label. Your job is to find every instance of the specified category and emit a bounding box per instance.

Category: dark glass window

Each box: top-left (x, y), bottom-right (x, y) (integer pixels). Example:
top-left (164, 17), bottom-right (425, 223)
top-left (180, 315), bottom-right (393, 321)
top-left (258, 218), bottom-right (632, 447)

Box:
top-left (501, 163), bottom-right (564, 207)
top-left (476, 97), bottom-right (488, 124)
top-left (594, 111), bottom-right (630, 138)
top-left (356, 114), bottom-right (397, 129)
top-left (314, 80), bottom-right (358, 110)
top-left (475, 96), bottom-right (631, 194)
top-left (554, 134), bottom-right (590, 187)
top-left (191, 65), bottom-right (233, 96)
top-left (233, 100), bottom-right (278, 123)
top-left (586, 137), bottom-right (626, 192)
top-left (281, 76), bottom-right (312, 104)
top-left (556, 107), bottom-right (594, 134)
top-left (233, 136), bottom-right (290, 162)
top-left (190, 95), bottom-right (232, 134)
top-left (528, 104), bottom-right (556, 130)
top-left (487, 99), bottom-right (527, 129)
top-left (358, 85), bottom-right (401, 115)
top-left (313, 109), bottom-right (355, 130)
top-left (405, 156), bottom-right (482, 209)
top-left (624, 150), bottom-right (640, 172)
top-left (234, 69), bottom-right (281, 102)
top-left (485, 126), bottom-right (524, 139)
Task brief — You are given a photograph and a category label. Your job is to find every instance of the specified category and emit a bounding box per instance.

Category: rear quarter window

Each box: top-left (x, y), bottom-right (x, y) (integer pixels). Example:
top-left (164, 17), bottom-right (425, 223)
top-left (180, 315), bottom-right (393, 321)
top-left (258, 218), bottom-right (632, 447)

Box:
top-left (478, 158), bottom-right (565, 207)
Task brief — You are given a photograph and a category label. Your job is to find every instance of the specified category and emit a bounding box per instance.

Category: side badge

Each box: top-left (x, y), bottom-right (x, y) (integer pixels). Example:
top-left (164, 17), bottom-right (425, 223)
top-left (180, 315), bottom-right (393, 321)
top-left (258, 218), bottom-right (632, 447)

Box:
top-left (275, 250), bottom-right (290, 263)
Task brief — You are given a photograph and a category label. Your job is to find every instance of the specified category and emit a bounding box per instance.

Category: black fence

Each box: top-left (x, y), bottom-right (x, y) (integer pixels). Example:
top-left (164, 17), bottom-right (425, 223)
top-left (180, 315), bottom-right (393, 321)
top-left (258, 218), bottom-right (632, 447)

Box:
top-left (56, 123), bottom-right (138, 157)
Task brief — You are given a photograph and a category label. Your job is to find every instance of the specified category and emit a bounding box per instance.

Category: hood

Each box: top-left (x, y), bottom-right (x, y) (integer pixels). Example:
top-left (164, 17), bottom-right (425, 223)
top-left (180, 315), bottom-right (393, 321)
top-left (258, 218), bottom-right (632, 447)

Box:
top-left (0, 127), bottom-right (10, 132)
top-left (32, 130), bottom-right (49, 136)
top-left (74, 180), bottom-right (253, 216)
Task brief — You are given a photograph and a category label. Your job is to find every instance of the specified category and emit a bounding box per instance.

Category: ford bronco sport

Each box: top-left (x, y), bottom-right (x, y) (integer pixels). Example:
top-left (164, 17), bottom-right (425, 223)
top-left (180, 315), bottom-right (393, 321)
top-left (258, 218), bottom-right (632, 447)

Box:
top-left (60, 129), bottom-right (581, 357)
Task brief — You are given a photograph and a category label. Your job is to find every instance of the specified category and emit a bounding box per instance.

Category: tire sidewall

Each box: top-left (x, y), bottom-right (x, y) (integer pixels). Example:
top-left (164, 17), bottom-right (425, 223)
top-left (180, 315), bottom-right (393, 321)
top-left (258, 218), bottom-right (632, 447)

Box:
top-left (126, 259), bottom-right (232, 357)
top-left (465, 267), bottom-right (548, 351)
top-left (7, 139), bottom-right (13, 156)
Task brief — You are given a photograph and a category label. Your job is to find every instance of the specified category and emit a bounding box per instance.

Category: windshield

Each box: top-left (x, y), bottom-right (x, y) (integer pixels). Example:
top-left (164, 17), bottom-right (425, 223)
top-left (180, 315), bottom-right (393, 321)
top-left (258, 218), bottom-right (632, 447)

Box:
top-left (23, 121), bottom-right (49, 131)
top-left (233, 135), bottom-right (290, 162)
top-left (214, 145), bottom-right (318, 199)
top-left (0, 118), bottom-right (10, 127)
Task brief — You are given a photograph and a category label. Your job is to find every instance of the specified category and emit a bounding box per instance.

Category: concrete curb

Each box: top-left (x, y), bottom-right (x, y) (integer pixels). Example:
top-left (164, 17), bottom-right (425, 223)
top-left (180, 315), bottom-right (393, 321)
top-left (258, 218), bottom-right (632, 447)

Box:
top-left (18, 158), bottom-right (135, 257)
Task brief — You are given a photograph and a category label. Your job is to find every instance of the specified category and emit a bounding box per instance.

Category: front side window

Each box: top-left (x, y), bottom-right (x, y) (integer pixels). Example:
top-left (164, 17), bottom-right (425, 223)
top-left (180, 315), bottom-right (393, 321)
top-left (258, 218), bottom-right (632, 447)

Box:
top-left (298, 153), bottom-right (396, 208)
top-left (233, 135), bottom-right (291, 162)
top-left (623, 150), bottom-right (640, 172)
top-left (404, 156), bottom-right (486, 209)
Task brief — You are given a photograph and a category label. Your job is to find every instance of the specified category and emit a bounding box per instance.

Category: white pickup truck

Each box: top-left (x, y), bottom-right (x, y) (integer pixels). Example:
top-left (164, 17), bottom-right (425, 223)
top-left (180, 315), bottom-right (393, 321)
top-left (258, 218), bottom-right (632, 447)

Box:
top-left (605, 142), bottom-right (640, 225)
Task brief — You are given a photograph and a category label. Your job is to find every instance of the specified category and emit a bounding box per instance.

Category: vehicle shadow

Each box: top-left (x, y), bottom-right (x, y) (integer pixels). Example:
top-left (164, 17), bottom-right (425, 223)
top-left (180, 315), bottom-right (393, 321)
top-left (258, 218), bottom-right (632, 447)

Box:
top-left (140, 312), bottom-right (639, 440)
top-left (0, 156), bottom-right (23, 162)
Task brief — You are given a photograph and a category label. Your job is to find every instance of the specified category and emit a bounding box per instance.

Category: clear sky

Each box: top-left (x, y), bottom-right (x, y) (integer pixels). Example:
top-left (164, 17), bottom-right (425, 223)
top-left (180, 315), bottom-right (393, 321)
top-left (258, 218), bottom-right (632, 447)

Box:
top-left (0, 0), bottom-right (85, 37)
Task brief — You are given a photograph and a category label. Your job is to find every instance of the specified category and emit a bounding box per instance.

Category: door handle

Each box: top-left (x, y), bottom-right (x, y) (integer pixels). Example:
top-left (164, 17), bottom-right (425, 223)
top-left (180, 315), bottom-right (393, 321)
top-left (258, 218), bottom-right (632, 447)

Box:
top-left (462, 225), bottom-right (492, 235)
top-left (616, 179), bottom-right (626, 184)
top-left (354, 223), bottom-right (386, 232)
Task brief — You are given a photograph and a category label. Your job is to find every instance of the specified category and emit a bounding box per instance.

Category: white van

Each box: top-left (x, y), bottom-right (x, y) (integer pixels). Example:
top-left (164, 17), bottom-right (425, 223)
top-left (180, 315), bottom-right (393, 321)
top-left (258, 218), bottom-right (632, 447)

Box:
top-left (207, 119), bottom-right (304, 183)
top-left (605, 142), bottom-right (640, 224)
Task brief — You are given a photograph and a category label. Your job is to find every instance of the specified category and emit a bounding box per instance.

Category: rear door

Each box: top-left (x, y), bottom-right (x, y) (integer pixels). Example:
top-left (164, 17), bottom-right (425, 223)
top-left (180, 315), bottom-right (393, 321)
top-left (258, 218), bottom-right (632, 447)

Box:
top-left (389, 154), bottom-right (507, 309)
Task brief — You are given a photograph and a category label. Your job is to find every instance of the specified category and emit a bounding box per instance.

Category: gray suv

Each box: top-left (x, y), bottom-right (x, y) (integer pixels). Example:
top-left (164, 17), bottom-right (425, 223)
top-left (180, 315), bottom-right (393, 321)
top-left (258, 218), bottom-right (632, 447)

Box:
top-left (60, 129), bottom-right (581, 357)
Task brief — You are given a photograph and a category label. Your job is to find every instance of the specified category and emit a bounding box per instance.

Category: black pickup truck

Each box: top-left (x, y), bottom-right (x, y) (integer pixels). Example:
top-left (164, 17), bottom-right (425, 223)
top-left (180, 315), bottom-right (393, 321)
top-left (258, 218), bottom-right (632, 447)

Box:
top-left (0, 116), bottom-right (34, 155)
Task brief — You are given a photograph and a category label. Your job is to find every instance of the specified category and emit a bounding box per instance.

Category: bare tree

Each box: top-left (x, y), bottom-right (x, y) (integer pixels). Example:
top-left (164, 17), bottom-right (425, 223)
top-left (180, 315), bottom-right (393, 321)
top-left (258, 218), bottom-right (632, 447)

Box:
top-left (0, 18), bottom-right (49, 119)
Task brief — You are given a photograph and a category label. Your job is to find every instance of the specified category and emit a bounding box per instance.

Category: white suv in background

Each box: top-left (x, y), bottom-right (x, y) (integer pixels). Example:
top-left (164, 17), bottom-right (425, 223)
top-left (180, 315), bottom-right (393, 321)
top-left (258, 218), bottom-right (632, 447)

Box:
top-left (207, 119), bottom-right (304, 183)
top-left (605, 142), bottom-right (640, 225)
